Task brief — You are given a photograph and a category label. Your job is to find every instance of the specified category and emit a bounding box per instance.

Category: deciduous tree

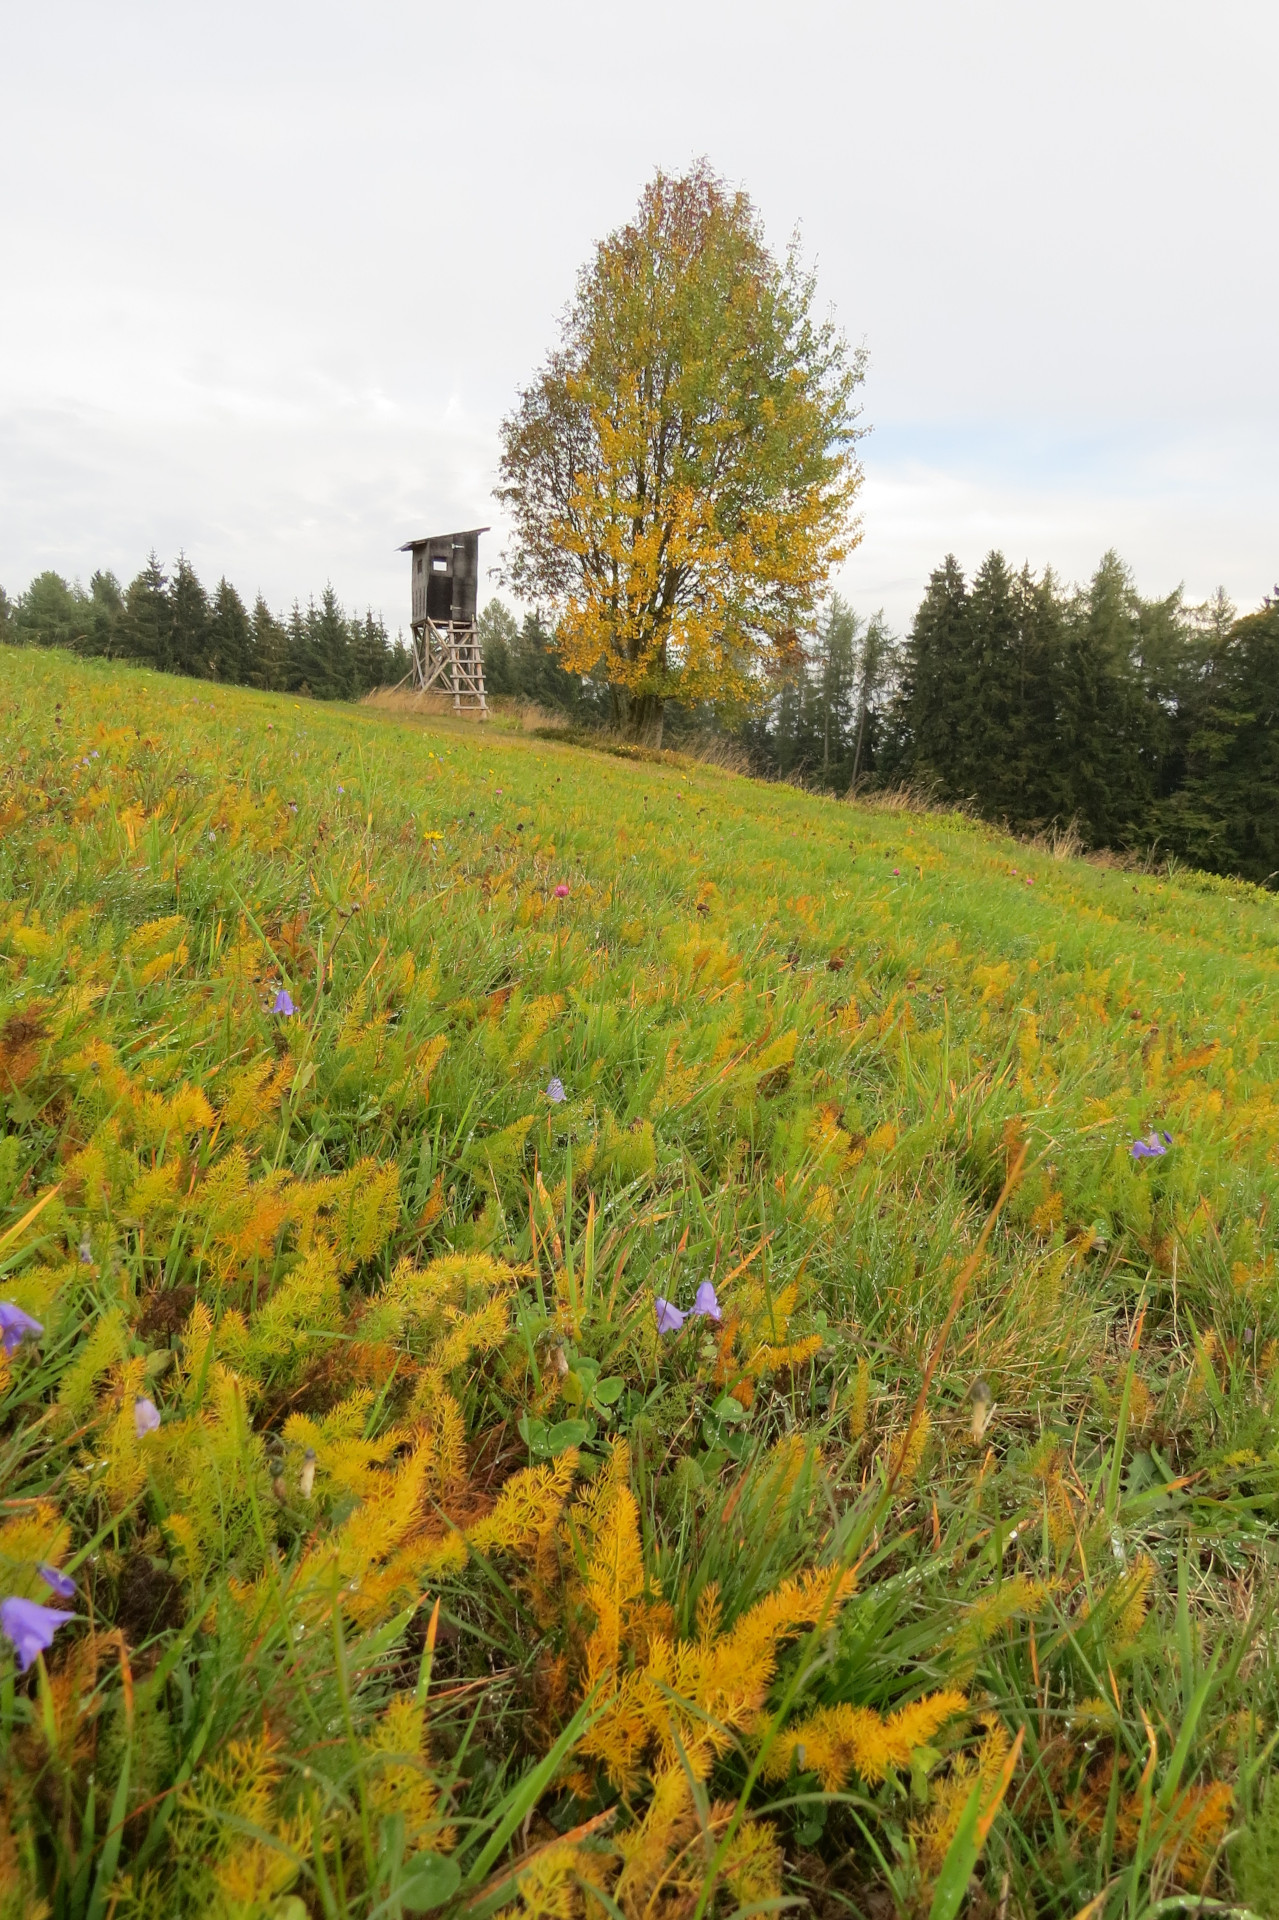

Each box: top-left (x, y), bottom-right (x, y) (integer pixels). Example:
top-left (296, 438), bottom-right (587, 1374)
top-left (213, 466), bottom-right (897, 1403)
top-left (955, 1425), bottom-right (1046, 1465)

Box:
top-left (15, 572), bottom-right (81, 652)
top-left (497, 164), bottom-right (865, 742)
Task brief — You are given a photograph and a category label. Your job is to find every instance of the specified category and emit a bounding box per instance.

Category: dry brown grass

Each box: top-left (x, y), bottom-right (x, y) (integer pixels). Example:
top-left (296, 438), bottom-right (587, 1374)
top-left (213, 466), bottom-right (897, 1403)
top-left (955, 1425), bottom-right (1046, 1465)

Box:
top-left (850, 778), bottom-right (954, 815)
top-left (361, 687), bottom-right (570, 733)
top-left (668, 730), bottom-right (754, 774)
top-left (1028, 816), bottom-right (1086, 861)
top-left (525, 722), bottom-right (755, 777)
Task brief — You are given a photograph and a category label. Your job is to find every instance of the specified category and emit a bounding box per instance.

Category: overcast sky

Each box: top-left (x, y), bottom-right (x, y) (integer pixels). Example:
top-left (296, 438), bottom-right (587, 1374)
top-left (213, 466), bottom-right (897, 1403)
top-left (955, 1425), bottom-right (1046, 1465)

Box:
top-left (3, 0), bottom-right (1276, 636)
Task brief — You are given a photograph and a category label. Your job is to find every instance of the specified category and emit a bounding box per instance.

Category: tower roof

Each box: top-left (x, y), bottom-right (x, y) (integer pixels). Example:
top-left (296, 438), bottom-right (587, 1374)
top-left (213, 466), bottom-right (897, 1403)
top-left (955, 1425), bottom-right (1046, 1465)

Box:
top-left (398, 527), bottom-right (490, 552)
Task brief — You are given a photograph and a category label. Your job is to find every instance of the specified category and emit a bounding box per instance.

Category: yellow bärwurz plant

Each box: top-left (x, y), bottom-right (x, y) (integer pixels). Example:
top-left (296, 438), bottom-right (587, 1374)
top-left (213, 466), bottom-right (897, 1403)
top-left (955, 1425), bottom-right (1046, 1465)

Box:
top-left (475, 1440), bottom-right (858, 1794)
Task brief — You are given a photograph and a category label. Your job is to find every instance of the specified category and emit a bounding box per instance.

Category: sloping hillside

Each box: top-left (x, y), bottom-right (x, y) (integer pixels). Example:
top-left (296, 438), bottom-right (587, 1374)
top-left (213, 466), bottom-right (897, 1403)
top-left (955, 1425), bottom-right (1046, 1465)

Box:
top-left (2, 645), bottom-right (1278, 1918)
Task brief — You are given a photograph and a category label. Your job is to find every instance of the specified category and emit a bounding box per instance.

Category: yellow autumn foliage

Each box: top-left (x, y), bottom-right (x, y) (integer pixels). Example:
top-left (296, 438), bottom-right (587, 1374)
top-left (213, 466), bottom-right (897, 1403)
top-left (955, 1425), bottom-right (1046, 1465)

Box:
top-left (762, 1690), bottom-right (968, 1790)
top-left (498, 166), bottom-right (862, 723)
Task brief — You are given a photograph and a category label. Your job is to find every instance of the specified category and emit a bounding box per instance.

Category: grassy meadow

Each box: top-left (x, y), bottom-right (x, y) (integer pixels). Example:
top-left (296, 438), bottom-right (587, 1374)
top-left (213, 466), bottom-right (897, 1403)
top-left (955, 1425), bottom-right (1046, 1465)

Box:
top-left (2, 643), bottom-right (1279, 1920)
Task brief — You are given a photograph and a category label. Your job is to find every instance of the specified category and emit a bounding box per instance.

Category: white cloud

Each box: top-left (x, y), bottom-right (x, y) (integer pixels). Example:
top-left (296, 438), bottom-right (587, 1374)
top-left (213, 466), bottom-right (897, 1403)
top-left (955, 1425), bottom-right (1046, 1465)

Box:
top-left (840, 425), bottom-right (1279, 630)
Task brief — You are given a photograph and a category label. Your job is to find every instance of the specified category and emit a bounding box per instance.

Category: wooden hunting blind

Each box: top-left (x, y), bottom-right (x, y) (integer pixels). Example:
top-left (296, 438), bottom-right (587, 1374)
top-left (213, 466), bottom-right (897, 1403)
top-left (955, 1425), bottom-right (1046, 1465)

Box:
top-left (399, 526), bottom-right (490, 716)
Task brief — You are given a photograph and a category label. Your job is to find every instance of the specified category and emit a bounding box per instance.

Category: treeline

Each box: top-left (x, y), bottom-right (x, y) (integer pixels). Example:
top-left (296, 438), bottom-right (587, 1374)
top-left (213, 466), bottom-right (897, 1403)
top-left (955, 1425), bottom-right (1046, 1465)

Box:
top-left (0, 555), bottom-right (412, 698)
top-left (475, 601), bottom-right (605, 721)
top-left (882, 551), bottom-right (1279, 887)
top-left (477, 592), bottom-right (897, 790)
top-left (5, 546), bottom-right (1276, 885)
top-left (480, 550), bottom-right (1279, 887)
top-left (736, 597), bottom-right (894, 790)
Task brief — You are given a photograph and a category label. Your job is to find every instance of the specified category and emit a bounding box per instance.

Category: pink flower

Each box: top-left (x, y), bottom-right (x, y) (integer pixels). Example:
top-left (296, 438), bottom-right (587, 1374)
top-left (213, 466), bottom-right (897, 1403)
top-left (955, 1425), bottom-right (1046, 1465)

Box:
top-left (554, 884), bottom-right (570, 898)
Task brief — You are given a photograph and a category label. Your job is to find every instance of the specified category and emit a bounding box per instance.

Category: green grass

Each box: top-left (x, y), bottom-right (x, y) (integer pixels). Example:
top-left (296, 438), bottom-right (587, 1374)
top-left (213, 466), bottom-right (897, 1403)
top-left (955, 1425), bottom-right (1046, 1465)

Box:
top-left (2, 642), bottom-right (1278, 1920)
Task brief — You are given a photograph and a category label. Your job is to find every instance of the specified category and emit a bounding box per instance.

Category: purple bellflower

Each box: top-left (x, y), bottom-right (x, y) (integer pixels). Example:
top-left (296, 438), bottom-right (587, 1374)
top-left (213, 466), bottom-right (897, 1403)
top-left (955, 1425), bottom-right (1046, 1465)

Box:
top-left (692, 1281), bottom-right (722, 1321)
top-left (0, 1303), bottom-right (42, 1356)
top-left (38, 1565), bottom-right (76, 1599)
top-left (1, 1596), bottom-right (74, 1672)
top-left (134, 1397), bottom-right (162, 1437)
top-left (546, 1077), bottom-right (566, 1104)
top-left (1130, 1131), bottom-right (1172, 1160)
top-left (655, 1282), bottom-right (722, 1334)
top-left (272, 989), bottom-right (295, 1017)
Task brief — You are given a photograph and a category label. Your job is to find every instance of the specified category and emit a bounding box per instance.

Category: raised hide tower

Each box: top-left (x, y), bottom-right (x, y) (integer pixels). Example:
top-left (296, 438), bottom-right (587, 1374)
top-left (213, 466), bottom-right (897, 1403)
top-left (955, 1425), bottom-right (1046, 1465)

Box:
top-left (400, 526), bottom-right (489, 716)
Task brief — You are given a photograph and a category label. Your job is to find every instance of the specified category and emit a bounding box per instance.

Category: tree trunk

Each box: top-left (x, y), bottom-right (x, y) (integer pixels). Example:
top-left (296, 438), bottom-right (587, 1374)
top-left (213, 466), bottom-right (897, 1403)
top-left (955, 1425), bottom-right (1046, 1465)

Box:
top-left (621, 689), bottom-right (665, 747)
top-left (850, 698), bottom-right (868, 788)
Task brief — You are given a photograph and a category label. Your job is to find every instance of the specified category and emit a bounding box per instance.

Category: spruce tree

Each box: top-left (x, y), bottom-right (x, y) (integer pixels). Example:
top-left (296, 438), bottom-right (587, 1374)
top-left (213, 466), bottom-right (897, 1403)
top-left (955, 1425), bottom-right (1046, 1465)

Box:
top-left (284, 602), bottom-right (309, 693)
top-left (956, 556), bottom-right (1074, 829)
top-left (170, 554), bottom-right (211, 677)
top-left (483, 608), bottom-right (590, 716)
top-left (849, 610), bottom-right (893, 788)
top-left (811, 594), bottom-right (860, 786)
top-left (121, 554), bottom-right (173, 670)
top-left (1059, 553), bottom-right (1156, 845)
top-left (353, 611), bottom-right (390, 694)
top-left (478, 601), bottom-right (519, 696)
top-left (82, 572), bottom-right (124, 658)
top-left (1128, 585), bottom-right (1193, 804)
top-left (1213, 595), bottom-right (1279, 883)
top-left (251, 596), bottom-right (286, 690)
top-left (208, 579), bottom-right (252, 683)
top-left (771, 669), bottom-right (806, 779)
top-left (1010, 565), bottom-right (1071, 825)
top-left (1166, 593), bottom-right (1279, 882)
top-left (1160, 588), bottom-right (1237, 810)
top-left (964, 551), bottom-right (1021, 815)
top-left (304, 585), bottom-right (351, 699)
top-left (531, 610), bottom-right (595, 715)
top-left (884, 555), bottom-right (970, 795)
top-left (387, 629), bottom-right (413, 685)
